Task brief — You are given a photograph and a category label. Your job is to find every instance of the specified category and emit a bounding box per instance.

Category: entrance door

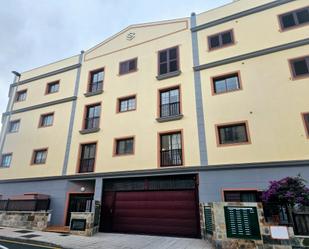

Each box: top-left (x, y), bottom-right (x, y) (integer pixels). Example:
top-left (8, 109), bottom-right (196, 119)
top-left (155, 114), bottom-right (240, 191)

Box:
top-left (66, 193), bottom-right (94, 226)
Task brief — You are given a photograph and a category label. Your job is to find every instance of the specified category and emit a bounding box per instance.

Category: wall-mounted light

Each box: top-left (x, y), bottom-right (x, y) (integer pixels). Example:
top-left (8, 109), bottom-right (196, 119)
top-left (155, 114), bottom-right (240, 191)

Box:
top-left (80, 187), bottom-right (86, 192)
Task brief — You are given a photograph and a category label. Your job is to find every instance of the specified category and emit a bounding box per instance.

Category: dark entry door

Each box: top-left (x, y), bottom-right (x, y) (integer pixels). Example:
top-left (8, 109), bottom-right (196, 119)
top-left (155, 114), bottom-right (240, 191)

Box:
top-left (66, 193), bottom-right (94, 226)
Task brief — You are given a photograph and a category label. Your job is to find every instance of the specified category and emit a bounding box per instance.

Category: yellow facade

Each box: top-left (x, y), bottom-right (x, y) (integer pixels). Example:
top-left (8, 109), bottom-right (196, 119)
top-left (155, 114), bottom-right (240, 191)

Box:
top-left (0, 0), bottom-right (308, 181)
top-left (195, 0), bottom-right (309, 165)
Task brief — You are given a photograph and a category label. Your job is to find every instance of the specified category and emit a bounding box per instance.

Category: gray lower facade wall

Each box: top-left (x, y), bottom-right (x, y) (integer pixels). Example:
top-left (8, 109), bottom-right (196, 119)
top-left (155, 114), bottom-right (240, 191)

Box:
top-left (0, 179), bottom-right (95, 225)
top-left (199, 163), bottom-right (309, 202)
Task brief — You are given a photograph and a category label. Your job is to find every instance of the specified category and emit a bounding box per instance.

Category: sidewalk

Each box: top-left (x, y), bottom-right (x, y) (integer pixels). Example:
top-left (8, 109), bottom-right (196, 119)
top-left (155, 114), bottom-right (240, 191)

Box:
top-left (0, 226), bottom-right (212, 249)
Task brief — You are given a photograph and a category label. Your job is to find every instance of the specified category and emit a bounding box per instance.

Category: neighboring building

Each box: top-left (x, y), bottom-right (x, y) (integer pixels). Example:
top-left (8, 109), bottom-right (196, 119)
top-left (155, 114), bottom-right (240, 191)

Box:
top-left (0, 0), bottom-right (308, 238)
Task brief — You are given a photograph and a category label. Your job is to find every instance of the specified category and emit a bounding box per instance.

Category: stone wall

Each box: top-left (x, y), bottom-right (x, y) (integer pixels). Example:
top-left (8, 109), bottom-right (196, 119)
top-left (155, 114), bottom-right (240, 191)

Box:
top-left (200, 202), bottom-right (299, 249)
top-left (69, 212), bottom-right (99, 236)
top-left (0, 211), bottom-right (50, 231)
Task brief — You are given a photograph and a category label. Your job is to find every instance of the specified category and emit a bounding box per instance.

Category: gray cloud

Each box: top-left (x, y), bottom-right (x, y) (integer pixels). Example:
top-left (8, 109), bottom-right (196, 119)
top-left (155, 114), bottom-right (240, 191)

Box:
top-left (0, 0), bottom-right (230, 118)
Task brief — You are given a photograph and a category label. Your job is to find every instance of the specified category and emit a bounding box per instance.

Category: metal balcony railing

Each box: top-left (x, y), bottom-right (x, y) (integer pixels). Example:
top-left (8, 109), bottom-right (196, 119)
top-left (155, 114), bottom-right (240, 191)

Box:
top-left (160, 102), bottom-right (180, 118)
top-left (160, 149), bottom-right (182, 167)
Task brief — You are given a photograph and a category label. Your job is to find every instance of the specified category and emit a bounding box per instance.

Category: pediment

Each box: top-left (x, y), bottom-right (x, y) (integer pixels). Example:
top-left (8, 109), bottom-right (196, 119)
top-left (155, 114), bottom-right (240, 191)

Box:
top-left (84, 18), bottom-right (188, 61)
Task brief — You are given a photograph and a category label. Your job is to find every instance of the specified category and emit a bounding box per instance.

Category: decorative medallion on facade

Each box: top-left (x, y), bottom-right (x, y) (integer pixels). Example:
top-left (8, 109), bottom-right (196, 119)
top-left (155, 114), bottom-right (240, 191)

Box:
top-left (126, 32), bottom-right (136, 41)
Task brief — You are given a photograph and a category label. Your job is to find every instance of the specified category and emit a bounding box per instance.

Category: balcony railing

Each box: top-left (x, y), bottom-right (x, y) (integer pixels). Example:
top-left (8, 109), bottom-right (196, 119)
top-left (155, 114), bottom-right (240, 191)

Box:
top-left (160, 102), bottom-right (180, 118)
top-left (79, 158), bottom-right (95, 173)
top-left (89, 82), bottom-right (103, 93)
top-left (84, 117), bottom-right (100, 130)
top-left (160, 149), bottom-right (182, 167)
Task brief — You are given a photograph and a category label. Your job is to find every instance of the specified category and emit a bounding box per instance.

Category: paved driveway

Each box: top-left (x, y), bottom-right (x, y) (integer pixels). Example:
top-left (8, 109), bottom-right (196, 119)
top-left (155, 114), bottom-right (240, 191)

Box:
top-left (0, 227), bottom-right (212, 249)
top-left (86, 233), bottom-right (211, 249)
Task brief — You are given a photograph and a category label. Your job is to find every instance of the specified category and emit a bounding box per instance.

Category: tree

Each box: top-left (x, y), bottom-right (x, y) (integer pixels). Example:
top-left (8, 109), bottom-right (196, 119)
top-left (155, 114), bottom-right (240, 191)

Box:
top-left (262, 175), bottom-right (309, 207)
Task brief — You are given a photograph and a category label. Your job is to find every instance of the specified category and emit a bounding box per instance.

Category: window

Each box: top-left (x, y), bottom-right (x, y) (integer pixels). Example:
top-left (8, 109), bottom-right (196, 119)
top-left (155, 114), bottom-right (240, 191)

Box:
top-left (279, 7), bottom-right (309, 30)
top-left (118, 96), bottom-right (136, 112)
top-left (84, 104), bottom-right (101, 130)
top-left (160, 131), bottom-right (183, 167)
top-left (159, 87), bottom-right (180, 117)
top-left (217, 122), bottom-right (249, 145)
top-left (79, 143), bottom-right (96, 173)
top-left (115, 137), bottom-right (134, 155)
top-left (15, 90), bottom-right (27, 102)
top-left (32, 149), bottom-right (48, 165)
top-left (8, 120), bottom-right (20, 133)
top-left (1, 154), bottom-right (12, 168)
top-left (290, 56), bottom-right (309, 78)
top-left (208, 30), bottom-right (234, 50)
top-left (224, 190), bottom-right (260, 202)
top-left (303, 113), bottom-right (309, 137)
top-left (39, 113), bottom-right (54, 127)
top-left (119, 58), bottom-right (137, 75)
top-left (46, 81), bottom-right (59, 94)
top-left (212, 72), bottom-right (241, 94)
top-left (88, 69), bottom-right (104, 93)
top-left (158, 46), bottom-right (179, 76)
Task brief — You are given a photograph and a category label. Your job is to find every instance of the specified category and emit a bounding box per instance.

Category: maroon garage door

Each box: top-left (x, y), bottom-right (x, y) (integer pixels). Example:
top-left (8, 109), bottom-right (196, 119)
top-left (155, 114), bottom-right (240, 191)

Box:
top-left (100, 176), bottom-right (199, 238)
top-left (112, 190), bottom-right (198, 237)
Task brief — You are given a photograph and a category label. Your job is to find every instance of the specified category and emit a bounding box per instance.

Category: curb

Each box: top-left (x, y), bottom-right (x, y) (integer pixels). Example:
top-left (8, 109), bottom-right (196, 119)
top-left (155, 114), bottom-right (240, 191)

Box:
top-left (0, 235), bottom-right (63, 248)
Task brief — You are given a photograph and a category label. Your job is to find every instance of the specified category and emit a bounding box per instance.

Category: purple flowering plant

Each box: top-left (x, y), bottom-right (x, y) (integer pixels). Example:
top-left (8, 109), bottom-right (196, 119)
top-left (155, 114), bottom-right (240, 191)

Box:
top-left (262, 175), bottom-right (309, 207)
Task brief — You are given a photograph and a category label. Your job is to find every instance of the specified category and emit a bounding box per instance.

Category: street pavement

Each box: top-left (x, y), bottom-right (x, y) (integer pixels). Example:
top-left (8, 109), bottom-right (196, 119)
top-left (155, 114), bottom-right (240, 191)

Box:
top-left (0, 227), bottom-right (212, 249)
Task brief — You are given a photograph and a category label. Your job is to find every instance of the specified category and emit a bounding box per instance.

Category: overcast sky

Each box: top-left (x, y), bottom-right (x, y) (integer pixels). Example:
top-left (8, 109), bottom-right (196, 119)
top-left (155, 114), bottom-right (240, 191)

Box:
top-left (0, 0), bottom-right (230, 117)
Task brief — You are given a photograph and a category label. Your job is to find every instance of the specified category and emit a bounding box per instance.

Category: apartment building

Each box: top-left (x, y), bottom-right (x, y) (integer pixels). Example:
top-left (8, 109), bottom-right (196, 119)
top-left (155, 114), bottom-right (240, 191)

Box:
top-left (0, 0), bottom-right (308, 238)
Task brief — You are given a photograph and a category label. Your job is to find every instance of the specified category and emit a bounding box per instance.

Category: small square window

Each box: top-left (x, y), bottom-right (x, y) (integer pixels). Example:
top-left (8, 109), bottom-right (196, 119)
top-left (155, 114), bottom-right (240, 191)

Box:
top-left (217, 123), bottom-right (249, 145)
top-left (1, 154), bottom-right (12, 168)
top-left (32, 149), bottom-right (48, 165)
top-left (212, 73), bottom-right (241, 94)
top-left (279, 7), bottom-right (309, 30)
top-left (119, 58), bottom-right (137, 75)
top-left (118, 96), bottom-right (136, 112)
top-left (16, 90), bottom-right (27, 102)
top-left (208, 30), bottom-right (234, 50)
top-left (158, 47), bottom-right (179, 76)
top-left (39, 113), bottom-right (54, 127)
top-left (46, 81), bottom-right (59, 94)
top-left (115, 138), bottom-right (134, 155)
top-left (8, 120), bottom-right (20, 133)
top-left (290, 56), bottom-right (309, 78)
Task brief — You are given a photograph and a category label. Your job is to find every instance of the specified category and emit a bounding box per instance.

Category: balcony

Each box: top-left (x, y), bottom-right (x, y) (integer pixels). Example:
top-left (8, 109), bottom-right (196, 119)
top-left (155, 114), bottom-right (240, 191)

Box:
top-left (84, 82), bottom-right (103, 97)
top-left (80, 117), bottom-right (100, 134)
top-left (79, 159), bottom-right (95, 173)
top-left (160, 149), bottom-right (183, 167)
top-left (156, 102), bottom-right (183, 123)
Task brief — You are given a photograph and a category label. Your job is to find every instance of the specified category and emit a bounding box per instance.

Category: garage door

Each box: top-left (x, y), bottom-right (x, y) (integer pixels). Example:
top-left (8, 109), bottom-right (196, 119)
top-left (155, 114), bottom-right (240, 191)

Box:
top-left (101, 175), bottom-right (199, 238)
top-left (112, 190), bottom-right (198, 237)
